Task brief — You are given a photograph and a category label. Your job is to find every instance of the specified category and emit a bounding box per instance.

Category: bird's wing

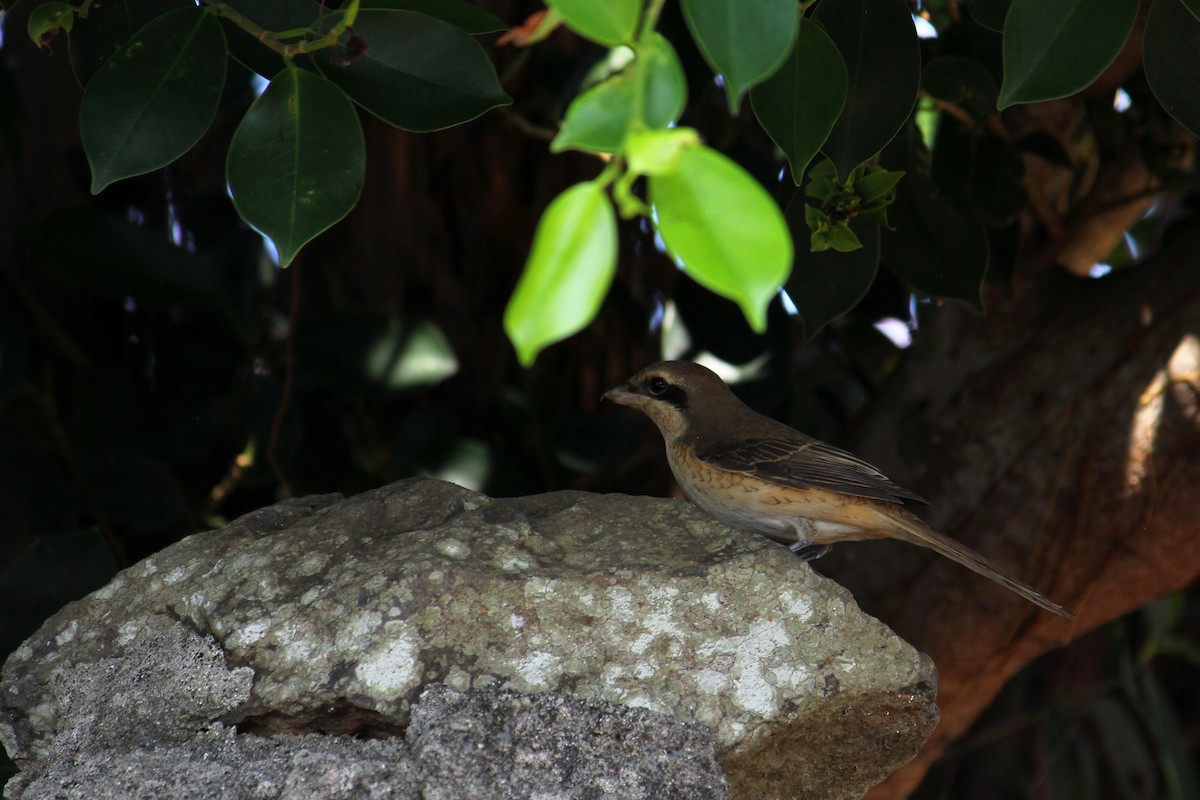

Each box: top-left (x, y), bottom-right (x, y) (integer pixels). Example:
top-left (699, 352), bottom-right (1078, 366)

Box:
top-left (697, 436), bottom-right (928, 505)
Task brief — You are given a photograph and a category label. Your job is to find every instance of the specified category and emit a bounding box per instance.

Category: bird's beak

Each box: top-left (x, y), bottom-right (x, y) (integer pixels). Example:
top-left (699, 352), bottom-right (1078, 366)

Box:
top-left (602, 382), bottom-right (639, 406)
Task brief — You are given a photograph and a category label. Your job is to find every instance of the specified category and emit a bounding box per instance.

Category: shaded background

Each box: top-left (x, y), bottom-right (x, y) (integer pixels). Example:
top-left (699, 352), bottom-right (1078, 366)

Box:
top-left (1, 1), bottom-right (1198, 798)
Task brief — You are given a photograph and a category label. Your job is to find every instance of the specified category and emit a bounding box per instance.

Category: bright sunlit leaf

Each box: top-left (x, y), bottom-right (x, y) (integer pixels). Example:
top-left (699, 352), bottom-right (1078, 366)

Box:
top-left (650, 146), bottom-right (792, 332)
top-left (505, 182), bottom-right (618, 366)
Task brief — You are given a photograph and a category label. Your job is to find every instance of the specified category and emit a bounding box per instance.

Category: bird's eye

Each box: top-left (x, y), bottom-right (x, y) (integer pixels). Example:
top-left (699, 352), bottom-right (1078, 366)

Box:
top-left (647, 376), bottom-right (669, 395)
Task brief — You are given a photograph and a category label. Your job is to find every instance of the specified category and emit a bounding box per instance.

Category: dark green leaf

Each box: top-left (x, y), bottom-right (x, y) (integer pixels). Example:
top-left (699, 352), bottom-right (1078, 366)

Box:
top-left (922, 55), bottom-right (999, 117)
top-left (22, 211), bottom-right (222, 307)
top-left (226, 68), bottom-right (365, 266)
top-left (69, 0), bottom-right (190, 86)
top-left (80, 7), bottom-right (227, 193)
top-left (75, 451), bottom-right (190, 531)
top-left (857, 168), bottom-right (905, 204)
top-left (786, 198), bottom-right (879, 338)
top-left (552, 33), bottom-right (685, 155)
top-left (504, 182), bottom-right (618, 366)
top-left (650, 146), bottom-right (793, 332)
top-left (750, 17), bottom-right (848, 183)
top-left (1144, 0), bottom-right (1200, 137)
top-left (680, 0), bottom-right (797, 112)
top-left (545, 0), bottom-right (638, 46)
top-left (362, 0), bottom-right (509, 33)
top-left (967, 0), bottom-right (1012, 32)
top-left (314, 10), bottom-right (510, 132)
top-left (294, 313), bottom-right (459, 391)
top-left (880, 133), bottom-right (987, 309)
top-left (998, 0), bottom-right (1138, 108)
top-left (814, 0), bottom-right (921, 179)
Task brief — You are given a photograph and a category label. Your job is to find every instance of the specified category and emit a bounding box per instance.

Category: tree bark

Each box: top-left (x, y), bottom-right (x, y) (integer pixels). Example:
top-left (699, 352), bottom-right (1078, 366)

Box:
top-left (819, 226), bottom-right (1200, 797)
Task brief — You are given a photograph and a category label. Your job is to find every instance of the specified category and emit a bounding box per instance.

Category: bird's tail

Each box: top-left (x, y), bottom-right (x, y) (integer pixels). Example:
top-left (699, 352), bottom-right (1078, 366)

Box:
top-left (885, 510), bottom-right (1075, 620)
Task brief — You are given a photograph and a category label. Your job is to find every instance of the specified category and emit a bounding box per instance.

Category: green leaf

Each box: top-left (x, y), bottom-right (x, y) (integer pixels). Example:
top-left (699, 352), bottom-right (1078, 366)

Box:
top-left (22, 211), bottom-right (223, 307)
top-left (922, 55), bottom-right (999, 117)
top-left (545, 0), bottom-right (639, 46)
top-left (226, 68), bottom-right (366, 266)
top-left (650, 146), bottom-right (792, 332)
top-left (625, 127), bottom-right (702, 175)
top-left (814, 0), bottom-right (921, 179)
top-left (80, 7), bottom-right (227, 193)
top-left (293, 313), bottom-right (459, 392)
top-left (1144, 0), bottom-right (1200, 138)
top-left (750, 17), bottom-right (848, 184)
top-left (1184, 0), bottom-right (1200, 20)
top-left (552, 73), bottom-right (635, 155)
top-left (314, 10), bottom-right (510, 132)
top-left (504, 182), bottom-right (618, 366)
top-left (680, 0), bottom-right (798, 112)
top-left (552, 34), bottom-right (686, 155)
top-left (857, 168), bottom-right (905, 204)
top-left (362, 0), bottom-right (509, 33)
top-left (27, 2), bottom-right (74, 48)
top-left (786, 197), bottom-right (879, 338)
top-left (69, 0), bottom-right (192, 86)
top-left (997, 0), bottom-right (1138, 108)
top-left (638, 35), bottom-right (689, 130)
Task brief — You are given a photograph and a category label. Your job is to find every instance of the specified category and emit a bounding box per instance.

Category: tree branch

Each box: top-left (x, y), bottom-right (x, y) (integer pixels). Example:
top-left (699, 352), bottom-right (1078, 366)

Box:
top-left (820, 224), bottom-right (1200, 797)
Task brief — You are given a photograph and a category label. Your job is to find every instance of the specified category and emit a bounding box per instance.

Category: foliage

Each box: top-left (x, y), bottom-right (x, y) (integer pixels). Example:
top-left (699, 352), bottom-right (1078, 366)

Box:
top-left (15, 0), bottom-right (1200, 356)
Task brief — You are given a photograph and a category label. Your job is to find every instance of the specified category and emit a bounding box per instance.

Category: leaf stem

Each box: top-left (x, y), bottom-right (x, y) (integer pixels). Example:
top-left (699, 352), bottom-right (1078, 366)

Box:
top-left (203, 0), bottom-right (361, 59)
top-left (638, 0), bottom-right (668, 42)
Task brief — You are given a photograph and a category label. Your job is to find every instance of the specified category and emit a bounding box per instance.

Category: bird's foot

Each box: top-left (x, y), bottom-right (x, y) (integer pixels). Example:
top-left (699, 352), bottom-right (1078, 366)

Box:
top-left (788, 542), bottom-right (832, 562)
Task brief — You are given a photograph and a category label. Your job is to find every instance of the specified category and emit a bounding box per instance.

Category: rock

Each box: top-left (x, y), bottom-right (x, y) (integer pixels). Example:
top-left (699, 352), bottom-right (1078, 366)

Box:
top-left (5, 679), bottom-right (720, 800)
top-left (1, 478), bottom-right (938, 799)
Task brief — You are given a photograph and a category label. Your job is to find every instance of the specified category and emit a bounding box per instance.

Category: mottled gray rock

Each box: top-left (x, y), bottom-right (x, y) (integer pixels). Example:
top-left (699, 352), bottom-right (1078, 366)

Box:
top-left (409, 684), bottom-right (726, 800)
top-left (1, 478), bottom-right (938, 799)
top-left (5, 681), bottom-right (720, 800)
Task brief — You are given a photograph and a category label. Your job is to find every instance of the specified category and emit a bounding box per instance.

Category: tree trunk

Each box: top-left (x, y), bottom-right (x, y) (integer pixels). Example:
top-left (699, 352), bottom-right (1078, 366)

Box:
top-left (819, 226), bottom-right (1200, 797)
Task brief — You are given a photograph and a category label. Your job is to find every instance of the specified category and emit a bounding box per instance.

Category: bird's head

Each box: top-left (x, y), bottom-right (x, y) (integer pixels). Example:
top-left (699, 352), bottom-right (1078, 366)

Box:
top-left (603, 361), bottom-right (736, 439)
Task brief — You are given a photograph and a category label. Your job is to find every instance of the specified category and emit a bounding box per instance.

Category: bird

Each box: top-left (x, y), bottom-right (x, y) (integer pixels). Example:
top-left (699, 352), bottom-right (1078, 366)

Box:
top-left (603, 360), bottom-right (1075, 619)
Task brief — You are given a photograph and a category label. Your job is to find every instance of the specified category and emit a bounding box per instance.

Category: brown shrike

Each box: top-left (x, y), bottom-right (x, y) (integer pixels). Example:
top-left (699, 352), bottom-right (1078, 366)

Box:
top-left (604, 360), bottom-right (1074, 619)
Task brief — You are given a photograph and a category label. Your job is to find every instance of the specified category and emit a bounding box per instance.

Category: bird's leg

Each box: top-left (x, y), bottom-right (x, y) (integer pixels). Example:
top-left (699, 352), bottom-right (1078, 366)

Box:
top-left (789, 542), bottom-right (832, 562)
top-left (784, 520), bottom-right (828, 561)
